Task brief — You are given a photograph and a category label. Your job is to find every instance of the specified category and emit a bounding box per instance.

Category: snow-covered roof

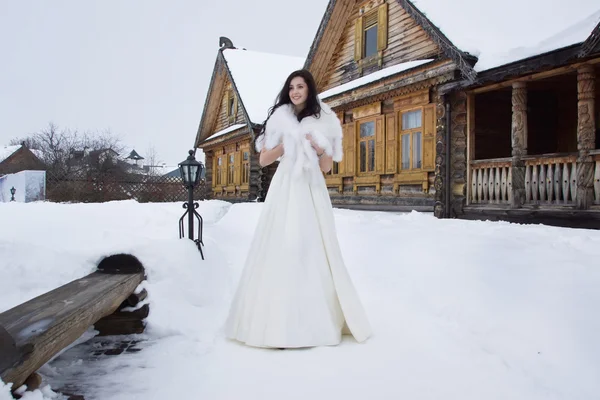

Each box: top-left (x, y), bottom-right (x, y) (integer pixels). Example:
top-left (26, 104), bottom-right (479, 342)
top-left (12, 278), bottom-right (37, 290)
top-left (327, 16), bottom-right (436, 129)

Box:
top-left (0, 145), bottom-right (22, 164)
top-left (410, 0), bottom-right (600, 72)
top-left (205, 123), bottom-right (247, 142)
top-left (222, 49), bottom-right (305, 124)
top-left (319, 59), bottom-right (433, 99)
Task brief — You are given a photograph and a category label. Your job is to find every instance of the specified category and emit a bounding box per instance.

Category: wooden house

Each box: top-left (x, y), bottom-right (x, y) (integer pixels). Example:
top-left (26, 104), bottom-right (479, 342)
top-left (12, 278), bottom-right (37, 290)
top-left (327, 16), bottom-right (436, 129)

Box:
top-left (304, 0), bottom-right (478, 211)
top-left (194, 38), bottom-right (304, 202)
top-left (424, 5), bottom-right (600, 229)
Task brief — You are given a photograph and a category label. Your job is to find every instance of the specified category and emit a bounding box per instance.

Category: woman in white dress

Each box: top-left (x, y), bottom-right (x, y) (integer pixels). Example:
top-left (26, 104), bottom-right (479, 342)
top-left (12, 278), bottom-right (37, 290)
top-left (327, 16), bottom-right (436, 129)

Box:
top-left (225, 69), bottom-right (371, 349)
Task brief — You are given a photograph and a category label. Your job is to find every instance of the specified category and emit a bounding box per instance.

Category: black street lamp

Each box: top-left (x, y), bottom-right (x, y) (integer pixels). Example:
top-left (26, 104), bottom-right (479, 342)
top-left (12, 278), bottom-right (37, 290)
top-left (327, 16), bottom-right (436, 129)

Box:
top-left (10, 187), bottom-right (16, 202)
top-left (178, 150), bottom-right (205, 259)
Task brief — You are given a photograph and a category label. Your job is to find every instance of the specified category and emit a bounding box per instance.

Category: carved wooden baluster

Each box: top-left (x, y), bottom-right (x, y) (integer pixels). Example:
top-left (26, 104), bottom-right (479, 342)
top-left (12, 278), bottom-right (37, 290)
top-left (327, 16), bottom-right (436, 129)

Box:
top-left (545, 163), bottom-right (553, 204)
top-left (501, 167), bottom-right (508, 202)
top-left (471, 169), bottom-right (478, 203)
top-left (488, 168), bottom-right (496, 202)
top-left (525, 165), bottom-right (532, 202)
top-left (482, 168), bottom-right (489, 202)
top-left (493, 167), bottom-right (501, 202)
top-left (570, 162), bottom-right (578, 202)
top-left (553, 163), bottom-right (562, 204)
top-left (594, 161), bottom-right (600, 204)
top-left (507, 168), bottom-right (513, 203)
top-left (538, 164), bottom-right (546, 202)
top-left (562, 163), bottom-right (570, 203)
top-left (477, 169), bottom-right (483, 202)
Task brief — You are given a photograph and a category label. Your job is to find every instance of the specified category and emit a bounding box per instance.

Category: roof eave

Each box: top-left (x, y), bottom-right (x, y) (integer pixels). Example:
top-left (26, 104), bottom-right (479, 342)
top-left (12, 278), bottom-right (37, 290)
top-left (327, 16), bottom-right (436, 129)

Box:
top-left (398, 0), bottom-right (477, 82)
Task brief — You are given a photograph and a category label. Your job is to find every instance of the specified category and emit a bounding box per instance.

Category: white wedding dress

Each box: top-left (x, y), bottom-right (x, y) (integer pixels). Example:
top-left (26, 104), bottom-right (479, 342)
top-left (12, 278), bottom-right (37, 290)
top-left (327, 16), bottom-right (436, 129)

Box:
top-left (224, 102), bottom-right (371, 348)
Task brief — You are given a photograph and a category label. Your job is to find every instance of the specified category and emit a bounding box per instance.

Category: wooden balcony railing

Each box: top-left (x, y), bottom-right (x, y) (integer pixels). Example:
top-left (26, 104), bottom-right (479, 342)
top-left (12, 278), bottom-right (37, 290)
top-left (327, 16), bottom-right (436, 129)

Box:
top-left (470, 158), bottom-right (512, 204)
top-left (470, 152), bottom-right (600, 206)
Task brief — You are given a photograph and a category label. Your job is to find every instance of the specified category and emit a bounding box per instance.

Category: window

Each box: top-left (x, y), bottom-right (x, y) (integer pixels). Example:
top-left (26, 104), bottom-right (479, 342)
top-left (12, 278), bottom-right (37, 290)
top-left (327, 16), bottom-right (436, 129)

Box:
top-left (363, 11), bottom-right (378, 58)
top-left (242, 151), bottom-right (250, 184)
top-left (359, 120), bottom-right (376, 173)
top-left (226, 89), bottom-right (237, 122)
top-left (400, 109), bottom-right (423, 170)
top-left (228, 97), bottom-right (235, 117)
top-left (354, 3), bottom-right (388, 62)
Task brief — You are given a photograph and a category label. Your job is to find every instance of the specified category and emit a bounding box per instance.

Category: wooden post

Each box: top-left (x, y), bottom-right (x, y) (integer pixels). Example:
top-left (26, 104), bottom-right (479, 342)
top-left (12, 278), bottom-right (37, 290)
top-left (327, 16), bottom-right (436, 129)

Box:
top-left (576, 65), bottom-right (596, 209)
top-left (510, 82), bottom-right (528, 207)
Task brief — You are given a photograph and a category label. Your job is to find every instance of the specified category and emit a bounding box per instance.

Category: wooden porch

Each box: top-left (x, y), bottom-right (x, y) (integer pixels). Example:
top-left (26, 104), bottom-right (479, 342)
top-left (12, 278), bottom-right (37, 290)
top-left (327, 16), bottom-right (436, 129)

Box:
top-left (462, 61), bottom-right (600, 228)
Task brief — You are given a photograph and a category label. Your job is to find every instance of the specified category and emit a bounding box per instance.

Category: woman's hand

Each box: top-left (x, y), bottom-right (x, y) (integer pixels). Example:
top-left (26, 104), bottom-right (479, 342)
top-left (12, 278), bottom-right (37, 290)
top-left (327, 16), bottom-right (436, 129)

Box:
top-left (259, 143), bottom-right (284, 167)
top-left (305, 134), bottom-right (325, 157)
top-left (305, 134), bottom-right (333, 173)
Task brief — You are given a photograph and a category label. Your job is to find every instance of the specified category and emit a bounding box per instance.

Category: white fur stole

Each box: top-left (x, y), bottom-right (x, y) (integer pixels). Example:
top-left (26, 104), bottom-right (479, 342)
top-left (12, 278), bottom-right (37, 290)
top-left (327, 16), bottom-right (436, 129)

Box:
top-left (254, 101), bottom-right (343, 179)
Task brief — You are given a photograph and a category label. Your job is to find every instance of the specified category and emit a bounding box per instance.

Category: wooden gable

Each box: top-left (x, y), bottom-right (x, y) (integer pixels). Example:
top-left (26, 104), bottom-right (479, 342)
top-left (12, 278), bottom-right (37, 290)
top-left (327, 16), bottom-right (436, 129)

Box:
top-left (321, 0), bottom-right (443, 92)
top-left (194, 51), bottom-right (250, 148)
top-left (213, 78), bottom-right (245, 134)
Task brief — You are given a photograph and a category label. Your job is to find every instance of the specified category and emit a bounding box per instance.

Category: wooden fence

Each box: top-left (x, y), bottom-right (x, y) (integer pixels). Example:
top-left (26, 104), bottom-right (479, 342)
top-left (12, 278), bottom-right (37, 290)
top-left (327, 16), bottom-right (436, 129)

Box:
top-left (45, 172), bottom-right (209, 203)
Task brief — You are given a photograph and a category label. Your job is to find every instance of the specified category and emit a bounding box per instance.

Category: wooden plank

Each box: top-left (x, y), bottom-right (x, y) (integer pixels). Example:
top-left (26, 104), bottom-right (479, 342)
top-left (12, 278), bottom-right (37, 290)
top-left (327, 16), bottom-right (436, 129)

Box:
top-left (375, 115), bottom-right (385, 173)
top-left (385, 113), bottom-right (397, 173)
top-left (353, 102), bottom-right (381, 119)
top-left (0, 255), bottom-right (146, 390)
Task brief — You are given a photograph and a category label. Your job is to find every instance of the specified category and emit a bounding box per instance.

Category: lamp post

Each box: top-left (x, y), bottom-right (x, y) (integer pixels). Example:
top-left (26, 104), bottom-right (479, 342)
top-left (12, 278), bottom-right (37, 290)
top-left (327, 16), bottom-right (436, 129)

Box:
top-left (178, 150), bottom-right (205, 259)
top-left (10, 187), bottom-right (16, 202)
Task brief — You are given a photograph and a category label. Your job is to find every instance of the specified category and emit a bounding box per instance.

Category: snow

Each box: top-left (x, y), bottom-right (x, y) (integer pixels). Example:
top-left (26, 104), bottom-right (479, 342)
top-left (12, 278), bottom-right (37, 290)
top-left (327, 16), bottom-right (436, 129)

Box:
top-left (410, 0), bottom-right (600, 71)
top-left (1, 200), bottom-right (600, 399)
top-left (319, 59), bottom-right (433, 99)
top-left (223, 48), bottom-right (305, 124)
top-left (204, 123), bottom-right (247, 142)
top-left (0, 145), bottom-right (21, 164)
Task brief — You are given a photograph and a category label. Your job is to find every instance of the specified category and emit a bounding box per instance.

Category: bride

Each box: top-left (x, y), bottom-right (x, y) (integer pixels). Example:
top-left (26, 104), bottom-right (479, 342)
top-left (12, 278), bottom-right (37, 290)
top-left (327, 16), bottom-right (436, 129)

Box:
top-left (225, 69), bottom-right (371, 348)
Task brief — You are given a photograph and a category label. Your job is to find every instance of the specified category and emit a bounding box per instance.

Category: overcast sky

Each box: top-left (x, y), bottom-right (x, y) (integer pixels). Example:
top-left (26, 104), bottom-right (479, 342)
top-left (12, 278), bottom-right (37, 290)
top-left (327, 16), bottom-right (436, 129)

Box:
top-left (0, 0), bottom-right (328, 166)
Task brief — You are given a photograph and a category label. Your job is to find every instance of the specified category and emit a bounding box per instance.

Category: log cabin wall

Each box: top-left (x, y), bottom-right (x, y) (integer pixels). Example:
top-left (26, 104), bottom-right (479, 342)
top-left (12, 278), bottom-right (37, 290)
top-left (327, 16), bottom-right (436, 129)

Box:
top-left (204, 133), bottom-right (255, 202)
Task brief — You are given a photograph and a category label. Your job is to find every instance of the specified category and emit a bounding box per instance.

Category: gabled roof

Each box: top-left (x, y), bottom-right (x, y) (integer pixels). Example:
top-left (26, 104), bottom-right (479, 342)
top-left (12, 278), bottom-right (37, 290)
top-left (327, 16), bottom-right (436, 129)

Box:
top-left (0, 145), bottom-right (22, 164)
top-left (304, 0), bottom-right (600, 88)
top-left (304, 0), bottom-right (477, 87)
top-left (194, 43), bottom-right (304, 148)
top-left (580, 17), bottom-right (600, 57)
top-left (404, 0), bottom-right (600, 72)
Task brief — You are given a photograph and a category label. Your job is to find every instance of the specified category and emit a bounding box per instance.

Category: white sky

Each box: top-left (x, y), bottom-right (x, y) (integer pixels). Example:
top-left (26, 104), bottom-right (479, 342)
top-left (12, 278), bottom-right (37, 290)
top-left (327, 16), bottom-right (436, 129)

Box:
top-left (0, 0), bottom-right (328, 167)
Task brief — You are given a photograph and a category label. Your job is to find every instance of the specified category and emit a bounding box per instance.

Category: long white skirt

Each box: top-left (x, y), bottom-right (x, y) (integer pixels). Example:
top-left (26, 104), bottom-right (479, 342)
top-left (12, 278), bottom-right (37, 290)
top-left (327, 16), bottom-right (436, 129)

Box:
top-left (225, 165), bottom-right (371, 348)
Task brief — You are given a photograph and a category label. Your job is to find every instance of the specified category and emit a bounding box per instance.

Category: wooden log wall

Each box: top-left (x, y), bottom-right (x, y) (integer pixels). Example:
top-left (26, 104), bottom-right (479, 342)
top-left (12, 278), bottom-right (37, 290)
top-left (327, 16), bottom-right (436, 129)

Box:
top-left (449, 91), bottom-right (468, 216)
top-left (322, 0), bottom-right (442, 92)
top-left (0, 254), bottom-right (147, 393)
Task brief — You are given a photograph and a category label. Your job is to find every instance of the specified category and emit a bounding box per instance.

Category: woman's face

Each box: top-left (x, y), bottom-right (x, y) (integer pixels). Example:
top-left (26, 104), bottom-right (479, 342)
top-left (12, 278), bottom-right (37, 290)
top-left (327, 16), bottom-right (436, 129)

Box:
top-left (289, 76), bottom-right (308, 109)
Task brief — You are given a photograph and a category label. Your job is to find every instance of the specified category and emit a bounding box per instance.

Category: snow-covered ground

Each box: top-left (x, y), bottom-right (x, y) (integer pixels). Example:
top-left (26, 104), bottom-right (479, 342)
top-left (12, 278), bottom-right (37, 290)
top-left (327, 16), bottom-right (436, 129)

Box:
top-left (1, 200), bottom-right (599, 400)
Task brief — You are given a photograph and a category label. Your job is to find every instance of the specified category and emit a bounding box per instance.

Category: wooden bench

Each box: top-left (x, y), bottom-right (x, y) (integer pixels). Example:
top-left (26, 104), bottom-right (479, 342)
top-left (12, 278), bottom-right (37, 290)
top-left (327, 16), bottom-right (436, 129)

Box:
top-left (0, 254), bottom-right (148, 394)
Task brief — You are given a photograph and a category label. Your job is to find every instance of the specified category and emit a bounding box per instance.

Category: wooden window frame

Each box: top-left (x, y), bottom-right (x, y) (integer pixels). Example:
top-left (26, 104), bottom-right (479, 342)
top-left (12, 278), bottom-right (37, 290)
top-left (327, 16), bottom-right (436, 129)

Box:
top-left (226, 89), bottom-right (238, 123)
top-left (399, 107), bottom-right (424, 172)
top-left (357, 117), bottom-right (378, 176)
top-left (354, 2), bottom-right (388, 69)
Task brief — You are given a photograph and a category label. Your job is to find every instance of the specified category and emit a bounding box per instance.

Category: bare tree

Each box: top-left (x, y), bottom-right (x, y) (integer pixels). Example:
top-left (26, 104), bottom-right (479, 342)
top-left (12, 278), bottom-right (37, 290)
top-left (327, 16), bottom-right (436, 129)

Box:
top-left (144, 144), bottom-right (163, 176)
top-left (9, 122), bottom-right (126, 178)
